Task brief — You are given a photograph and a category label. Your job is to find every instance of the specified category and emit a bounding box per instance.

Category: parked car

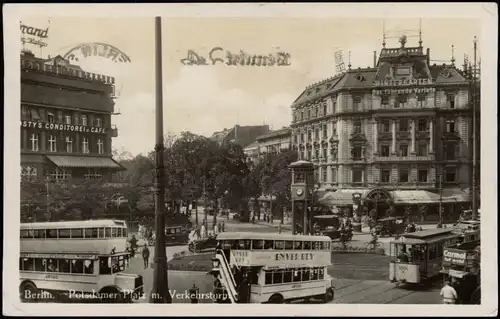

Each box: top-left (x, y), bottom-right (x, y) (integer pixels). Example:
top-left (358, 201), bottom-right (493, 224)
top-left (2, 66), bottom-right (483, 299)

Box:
top-left (188, 235), bottom-right (218, 253)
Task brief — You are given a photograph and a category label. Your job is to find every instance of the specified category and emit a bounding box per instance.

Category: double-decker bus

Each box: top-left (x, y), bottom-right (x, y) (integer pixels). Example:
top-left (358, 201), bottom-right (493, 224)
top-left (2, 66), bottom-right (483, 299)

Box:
top-left (19, 220), bottom-right (143, 303)
top-left (209, 232), bottom-right (335, 304)
top-left (389, 228), bottom-right (462, 285)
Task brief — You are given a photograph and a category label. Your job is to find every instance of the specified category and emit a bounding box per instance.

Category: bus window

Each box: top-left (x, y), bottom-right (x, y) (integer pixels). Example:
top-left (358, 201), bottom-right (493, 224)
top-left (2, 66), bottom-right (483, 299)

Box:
top-left (58, 259), bottom-right (70, 273)
top-left (165, 228), bottom-right (171, 235)
top-left (20, 258), bottom-right (34, 271)
top-left (105, 228), bottom-right (111, 238)
top-left (59, 229), bottom-right (71, 238)
top-left (20, 230), bottom-right (32, 238)
top-left (252, 240), bottom-right (264, 249)
top-left (46, 229), bottom-right (58, 239)
top-left (230, 240), bottom-right (239, 250)
top-left (84, 260), bottom-right (94, 274)
top-left (47, 259), bottom-right (58, 272)
top-left (293, 241), bottom-right (303, 250)
top-left (99, 257), bottom-right (112, 275)
top-left (238, 240), bottom-right (248, 249)
top-left (250, 271), bottom-right (259, 285)
top-left (111, 228), bottom-right (117, 238)
top-left (311, 268), bottom-right (318, 280)
top-left (313, 241), bottom-right (321, 250)
top-left (85, 228), bottom-right (98, 239)
top-left (274, 241), bottom-right (285, 250)
top-left (283, 269), bottom-right (293, 283)
top-left (71, 228), bottom-right (84, 239)
top-left (326, 241), bottom-right (331, 250)
top-left (302, 268), bottom-right (311, 281)
top-left (98, 228), bottom-right (105, 238)
top-left (123, 228), bottom-right (128, 238)
top-left (71, 260), bottom-right (84, 273)
top-left (265, 271), bottom-right (273, 285)
top-left (428, 244), bottom-right (437, 260)
top-left (304, 241), bottom-right (312, 250)
top-left (318, 268), bottom-right (325, 280)
top-left (284, 241), bottom-right (294, 250)
top-left (34, 229), bottom-right (46, 239)
top-left (264, 240), bottom-right (274, 250)
top-left (35, 258), bottom-right (46, 272)
top-left (273, 270), bottom-right (284, 284)
top-left (117, 228), bottom-right (123, 237)
top-left (293, 269), bottom-right (302, 282)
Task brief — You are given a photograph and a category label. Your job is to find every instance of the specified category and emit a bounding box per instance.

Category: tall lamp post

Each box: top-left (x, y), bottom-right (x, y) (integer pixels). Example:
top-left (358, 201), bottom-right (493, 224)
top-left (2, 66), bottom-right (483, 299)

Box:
top-left (150, 16), bottom-right (171, 303)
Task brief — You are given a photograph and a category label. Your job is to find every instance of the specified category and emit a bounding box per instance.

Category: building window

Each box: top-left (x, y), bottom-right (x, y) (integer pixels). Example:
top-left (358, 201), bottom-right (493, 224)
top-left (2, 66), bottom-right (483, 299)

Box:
top-left (322, 147), bottom-right (327, 158)
top-left (64, 115), bottom-right (72, 125)
top-left (380, 145), bottom-right (390, 157)
top-left (30, 133), bottom-right (39, 151)
top-left (21, 166), bottom-right (37, 181)
top-left (323, 104), bottom-right (327, 116)
top-left (399, 144), bottom-right (408, 157)
top-left (97, 139), bottom-right (104, 154)
top-left (332, 99), bottom-right (337, 113)
top-left (399, 167), bottom-right (409, 183)
top-left (444, 143), bottom-right (458, 160)
top-left (315, 107), bottom-right (319, 117)
top-left (300, 133), bottom-right (304, 143)
top-left (353, 97), bottom-right (362, 111)
top-left (397, 95), bottom-right (408, 108)
top-left (82, 137), bottom-right (89, 154)
top-left (84, 171), bottom-right (103, 181)
top-left (322, 124), bottom-right (327, 138)
top-left (301, 111), bottom-right (304, 121)
top-left (66, 136), bottom-right (73, 153)
top-left (315, 129), bottom-right (320, 140)
top-left (380, 169), bottom-right (391, 183)
top-left (398, 119), bottom-right (409, 132)
top-left (48, 135), bottom-right (57, 152)
top-left (47, 112), bottom-right (55, 123)
top-left (331, 168), bottom-right (337, 183)
top-left (96, 117), bottom-right (102, 128)
top-left (418, 169), bottom-right (428, 182)
top-left (417, 93), bottom-right (426, 107)
top-left (445, 167), bottom-right (457, 182)
top-left (81, 115), bottom-right (88, 126)
top-left (332, 122), bottom-right (337, 136)
top-left (322, 170), bottom-right (327, 182)
top-left (352, 146), bottom-right (363, 160)
top-left (314, 149), bottom-right (319, 159)
top-left (381, 120), bottom-right (390, 132)
top-left (308, 131), bottom-right (312, 142)
top-left (417, 119), bottom-right (428, 132)
top-left (307, 150), bottom-right (312, 160)
top-left (353, 121), bottom-right (362, 134)
top-left (417, 143), bottom-right (428, 156)
top-left (446, 120), bottom-right (456, 133)
top-left (352, 169), bottom-right (363, 183)
top-left (381, 95), bottom-right (390, 107)
top-left (300, 150), bottom-right (305, 160)
top-left (447, 94), bottom-right (456, 109)
top-left (50, 169), bottom-right (71, 182)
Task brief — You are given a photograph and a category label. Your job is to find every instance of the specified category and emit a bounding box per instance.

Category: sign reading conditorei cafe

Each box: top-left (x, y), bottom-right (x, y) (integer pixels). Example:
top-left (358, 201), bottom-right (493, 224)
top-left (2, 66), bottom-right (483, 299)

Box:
top-left (20, 120), bottom-right (107, 134)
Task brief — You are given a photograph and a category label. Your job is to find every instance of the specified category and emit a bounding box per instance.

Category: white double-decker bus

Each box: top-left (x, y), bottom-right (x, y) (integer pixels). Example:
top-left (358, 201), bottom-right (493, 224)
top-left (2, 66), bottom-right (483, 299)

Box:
top-left (19, 220), bottom-right (143, 303)
top-left (209, 232), bottom-right (335, 304)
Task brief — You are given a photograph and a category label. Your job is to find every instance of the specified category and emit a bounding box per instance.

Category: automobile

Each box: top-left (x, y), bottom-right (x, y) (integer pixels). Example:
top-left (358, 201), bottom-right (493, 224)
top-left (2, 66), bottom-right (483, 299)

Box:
top-left (233, 210), bottom-right (250, 222)
top-left (374, 216), bottom-right (406, 237)
top-left (188, 235), bottom-right (219, 253)
top-left (313, 214), bottom-right (342, 240)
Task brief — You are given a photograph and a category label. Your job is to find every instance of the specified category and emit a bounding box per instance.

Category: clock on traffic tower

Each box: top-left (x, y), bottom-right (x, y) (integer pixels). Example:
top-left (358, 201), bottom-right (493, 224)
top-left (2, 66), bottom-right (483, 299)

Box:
top-left (288, 160), bottom-right (316, 235)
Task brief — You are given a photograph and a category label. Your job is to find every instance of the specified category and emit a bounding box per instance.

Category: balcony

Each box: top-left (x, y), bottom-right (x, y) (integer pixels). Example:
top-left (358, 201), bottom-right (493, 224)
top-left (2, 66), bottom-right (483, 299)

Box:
top-left (110, 125), bottom-right (118, 137)
top-left (378, 132), bottom-right (392, 140)
top-left (396, 131), bottom-right (411, 140)
top-left (416, 131), bottom-right (430, 139)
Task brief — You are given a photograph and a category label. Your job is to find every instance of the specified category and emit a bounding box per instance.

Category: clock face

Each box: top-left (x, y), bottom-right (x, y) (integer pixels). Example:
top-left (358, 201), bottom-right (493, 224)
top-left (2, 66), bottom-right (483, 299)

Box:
top-left (296, 188), bottom-right (303, 196)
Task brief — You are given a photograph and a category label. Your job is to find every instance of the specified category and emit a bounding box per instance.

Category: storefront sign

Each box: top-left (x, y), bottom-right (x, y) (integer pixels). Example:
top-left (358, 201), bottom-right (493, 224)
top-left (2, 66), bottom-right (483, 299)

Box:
top-left (275, 252), bottom-right (314, 261)
top-left (443, 249), bottom-right (466, 265)
top-left (374, 79), bottom-right (433, 87)
top-left (373, 87), bottom-right (436, 96)
top-left (21, 120), bottom-right (107, 134)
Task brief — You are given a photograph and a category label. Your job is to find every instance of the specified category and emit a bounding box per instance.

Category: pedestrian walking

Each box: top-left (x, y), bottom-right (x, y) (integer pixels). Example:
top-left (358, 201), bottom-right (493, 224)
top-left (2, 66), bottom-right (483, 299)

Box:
top-left (200, 224), bottom-right (206, 239)
top-left (278, 223), bottom-right (282, 234)
top-left (214, 223), bottom-right (219, 235)
top-left (440, 280), bottom-right (458, 304)
top-left (142, 244), bottom-right (150, 269)
top-left (221, 221), bottom-right (225, 232)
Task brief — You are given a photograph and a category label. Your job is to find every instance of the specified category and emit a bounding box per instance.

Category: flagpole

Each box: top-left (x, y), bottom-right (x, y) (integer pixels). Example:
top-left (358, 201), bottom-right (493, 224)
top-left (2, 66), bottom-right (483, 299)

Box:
top-left (150, 16), bottom-right (171, 303)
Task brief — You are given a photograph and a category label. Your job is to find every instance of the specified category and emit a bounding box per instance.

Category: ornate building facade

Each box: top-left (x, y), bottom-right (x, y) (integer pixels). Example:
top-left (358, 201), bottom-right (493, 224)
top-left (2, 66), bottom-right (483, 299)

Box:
top-left (290, 36), bottom-right (479, 219)
top-left (20, 50), bottom-right (124, 183)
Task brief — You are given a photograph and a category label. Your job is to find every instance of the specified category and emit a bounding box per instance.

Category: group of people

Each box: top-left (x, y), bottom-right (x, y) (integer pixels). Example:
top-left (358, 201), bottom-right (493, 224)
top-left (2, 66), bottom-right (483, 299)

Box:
top-left (189, 220), bottom-right (226, 242)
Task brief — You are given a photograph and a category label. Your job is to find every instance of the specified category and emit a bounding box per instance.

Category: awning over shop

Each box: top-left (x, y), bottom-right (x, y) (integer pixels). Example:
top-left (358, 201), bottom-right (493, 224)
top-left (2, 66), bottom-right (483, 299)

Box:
top-left (438, 188), bottom-right (472, 203)
top-left (392, 190), bottom-right (440, 204)
top-left (46, 155), bottom-right (125, 170)
top-left (318, 190), bottom-right (357, 206)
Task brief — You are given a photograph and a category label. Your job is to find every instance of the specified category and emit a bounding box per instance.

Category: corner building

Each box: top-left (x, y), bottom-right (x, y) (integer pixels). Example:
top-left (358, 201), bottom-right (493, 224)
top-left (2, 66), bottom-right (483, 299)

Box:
top-left (20, 51), bottom-right (124, 183)
top-left (290, 37), bottom-right (478, 220)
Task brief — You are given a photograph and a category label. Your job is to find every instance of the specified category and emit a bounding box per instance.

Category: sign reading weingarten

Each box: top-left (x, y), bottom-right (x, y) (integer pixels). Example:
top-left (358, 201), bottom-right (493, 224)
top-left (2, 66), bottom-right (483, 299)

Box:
top-left (21, 120), bottom-right (107, 134)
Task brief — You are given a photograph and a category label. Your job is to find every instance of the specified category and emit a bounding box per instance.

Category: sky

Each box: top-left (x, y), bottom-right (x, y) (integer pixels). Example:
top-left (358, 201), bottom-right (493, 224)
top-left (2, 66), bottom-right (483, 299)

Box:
top-left (19, 15), bottom-right (481, 156)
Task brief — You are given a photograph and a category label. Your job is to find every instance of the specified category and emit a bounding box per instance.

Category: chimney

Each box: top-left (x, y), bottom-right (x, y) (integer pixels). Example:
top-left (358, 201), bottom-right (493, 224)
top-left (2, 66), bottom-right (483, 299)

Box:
top-left (426, 48), bottom-right (430, 65)
top-left (373, 51), bottom-right (377, 68)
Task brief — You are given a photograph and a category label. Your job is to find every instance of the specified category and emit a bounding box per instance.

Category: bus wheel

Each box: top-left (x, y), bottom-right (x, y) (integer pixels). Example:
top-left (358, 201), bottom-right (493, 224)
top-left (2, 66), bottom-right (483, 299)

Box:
top-left (324, 288), bottom-right (334, 303)
top-left (19, 281), bottom-right (39, 303)
top-left (268, 294), bottom-right (284, 304)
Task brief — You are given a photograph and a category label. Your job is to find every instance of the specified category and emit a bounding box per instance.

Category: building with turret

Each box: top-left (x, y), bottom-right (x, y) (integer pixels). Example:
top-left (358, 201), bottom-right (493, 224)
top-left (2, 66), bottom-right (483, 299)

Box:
top-left (290, 35), bottom-right (480, 221)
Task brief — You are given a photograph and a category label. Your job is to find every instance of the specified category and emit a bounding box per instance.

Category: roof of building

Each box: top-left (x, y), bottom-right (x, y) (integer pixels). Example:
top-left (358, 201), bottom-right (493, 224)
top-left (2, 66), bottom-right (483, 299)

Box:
top-left (210, 124), bottom-right (270, 148)
top-left (256, 127), bottom-right (291, 141)
top-left (243, 141), bottom-right (259, 151)
top-left (292, 44), bottom-right (471, 108)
